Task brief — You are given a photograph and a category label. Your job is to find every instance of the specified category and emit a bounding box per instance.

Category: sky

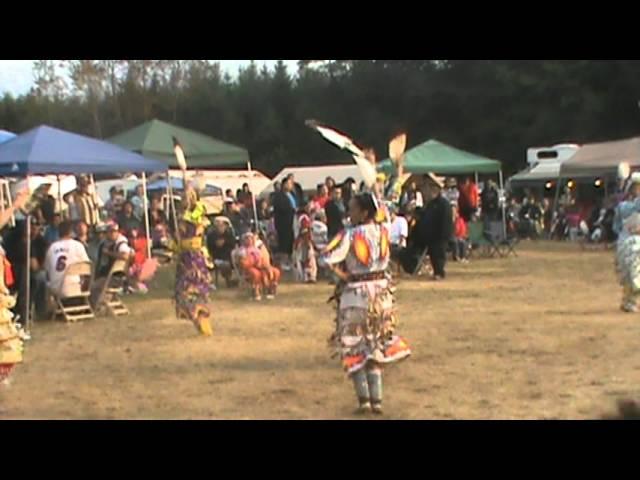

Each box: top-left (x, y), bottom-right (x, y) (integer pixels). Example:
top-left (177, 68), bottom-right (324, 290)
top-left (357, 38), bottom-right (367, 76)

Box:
top-left (0, 60), bottom-right (300, 97)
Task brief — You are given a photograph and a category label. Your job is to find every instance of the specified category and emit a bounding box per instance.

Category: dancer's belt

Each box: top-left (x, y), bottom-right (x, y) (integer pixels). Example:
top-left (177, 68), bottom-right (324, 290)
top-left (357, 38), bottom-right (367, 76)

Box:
top-left (348, 271), bottom-right (386, 283)
top-left (180, 238), bottom-right (203, 251)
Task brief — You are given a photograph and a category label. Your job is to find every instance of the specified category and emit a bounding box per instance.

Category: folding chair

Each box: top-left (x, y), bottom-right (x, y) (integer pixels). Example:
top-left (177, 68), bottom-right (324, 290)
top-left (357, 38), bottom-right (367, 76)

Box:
top-left (468, 221), bottom-right (492, 258)
top-left (487, 221), bottom-right (519, 258)
top-left (413, 247), bottom-right (432, 276)
top-left (50, 261), bottom-right (95, 323)
top-left (95, 258), bottom-right (130, 316)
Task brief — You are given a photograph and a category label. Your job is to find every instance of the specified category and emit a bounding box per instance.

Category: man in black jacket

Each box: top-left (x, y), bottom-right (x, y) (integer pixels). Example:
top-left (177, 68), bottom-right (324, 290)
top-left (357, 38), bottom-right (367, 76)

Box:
top-left (402, 175), bottom-right (453, 280)
top-left (325, 186), bottom-right (346, 240)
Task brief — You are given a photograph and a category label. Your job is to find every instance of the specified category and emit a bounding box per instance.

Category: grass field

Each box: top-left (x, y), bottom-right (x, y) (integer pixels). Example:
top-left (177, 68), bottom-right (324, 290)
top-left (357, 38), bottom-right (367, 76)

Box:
top-left (1, 241), bottom-right (639, 419)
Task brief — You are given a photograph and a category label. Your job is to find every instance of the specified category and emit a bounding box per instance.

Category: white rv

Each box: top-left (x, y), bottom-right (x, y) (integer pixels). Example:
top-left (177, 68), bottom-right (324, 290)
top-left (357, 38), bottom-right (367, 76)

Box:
top-left (526, 144), bottom-right (580, 167)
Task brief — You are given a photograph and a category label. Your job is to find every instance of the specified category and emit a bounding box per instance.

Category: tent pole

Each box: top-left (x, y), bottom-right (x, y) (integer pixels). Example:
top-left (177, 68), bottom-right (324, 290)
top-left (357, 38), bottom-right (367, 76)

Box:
top-left (551, 177), bottom-right (563, 240)
top-left (25, 175), bottom-right (32, 333)
top-left (498, 169), bottom-right (506, 238)
top-left (57, 175), bottom-right (63, 219)
top-left (142, 172), bottom-right (152, 259)
top-left (0, 181), bottom-right (4, 221)
top-left (167, 173), bottom-right (180, 243)
top-left (474, 172), bottom-right (479, 186)
top-left (247, 158), bottom-right (259, 234)
top-left (7, 182), bottom-right (15, 227)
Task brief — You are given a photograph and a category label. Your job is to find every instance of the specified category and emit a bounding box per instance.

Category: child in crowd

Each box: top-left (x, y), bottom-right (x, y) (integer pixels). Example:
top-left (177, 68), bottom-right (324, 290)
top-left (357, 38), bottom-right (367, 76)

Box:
top-left (452, 206), bottom-right (469, 263)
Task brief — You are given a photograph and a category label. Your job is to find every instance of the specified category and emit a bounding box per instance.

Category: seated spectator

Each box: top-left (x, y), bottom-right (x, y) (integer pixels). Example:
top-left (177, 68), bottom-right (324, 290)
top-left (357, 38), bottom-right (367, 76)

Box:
top-left (233, 232), bottom-right (280, 300)
top-left (207, 217), bottom-right (237, 287)
top-left (389, 206), bottom-right (409, 261)
top-left (5, 218), bottom-right (49, 321)
top-left (116, 201), bottom-right (142, 238)
top-left (452, 206), bottom-right (469, 263)
top-left (149, 195), bottom-right (167, 228)
top-left (224, 189), bottom-right (235, 202)
top-left (95, 221), bottom-right (133, 280)
top-left (45, 220), bottom-right (91, 298)
top-left (225, 200), bottom-right (251, 237)
top-left (91, 221), bottom-right (134, 305)
top-left (43, 213), bottom-right (62, 245)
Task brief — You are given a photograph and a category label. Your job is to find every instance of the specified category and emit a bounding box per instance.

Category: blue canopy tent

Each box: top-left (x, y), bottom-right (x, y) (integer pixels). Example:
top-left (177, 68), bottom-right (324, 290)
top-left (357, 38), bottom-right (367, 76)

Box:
top-left (0, 125), bottom-right (167, 175)
top-left (0, 125), bottom-right (168, 330)
top-left (0, 129), bottom-right (16, 144)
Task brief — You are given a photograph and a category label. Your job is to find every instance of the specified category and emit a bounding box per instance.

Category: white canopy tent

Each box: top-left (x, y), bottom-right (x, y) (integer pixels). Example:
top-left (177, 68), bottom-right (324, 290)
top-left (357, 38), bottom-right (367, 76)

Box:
top-left (261, 164), bottom-right (364, 196)
top-left (507, 161), bottom-right (563, 188)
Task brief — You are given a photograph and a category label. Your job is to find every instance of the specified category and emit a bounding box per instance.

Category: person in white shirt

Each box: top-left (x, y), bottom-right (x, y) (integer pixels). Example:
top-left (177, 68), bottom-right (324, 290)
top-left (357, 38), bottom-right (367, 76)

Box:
top-left (390, 207), bottom-right (409, 248)
top-left (44, 221), bottom-right (91, 298)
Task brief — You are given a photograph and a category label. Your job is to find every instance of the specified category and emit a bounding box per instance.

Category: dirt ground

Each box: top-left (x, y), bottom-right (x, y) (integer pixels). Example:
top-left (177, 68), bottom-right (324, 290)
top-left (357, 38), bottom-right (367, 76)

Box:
top-left (1, 241), bottom-right (639, 419)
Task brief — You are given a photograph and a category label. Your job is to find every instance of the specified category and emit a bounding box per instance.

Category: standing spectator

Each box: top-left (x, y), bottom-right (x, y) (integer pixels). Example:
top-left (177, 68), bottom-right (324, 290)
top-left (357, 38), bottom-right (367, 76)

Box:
top-left (412, 177), bottom-right (453, 280)
top-left (224, 189), bottom-right (235, 202)
top-left (44, 220), bottom-right (90, 299)
top-left (313, 184), bottom-right (330, 210)
top-left (401, 181), bottom-right (424, 212)
top-left (73, 176), bottom-right (99, 228)
top-left (443, 178), bottom-right (460, 206)
top-left (257, 198), bottom-right (271, 221)
top-left (63, 191), bottom-right (80, 223)
top-left (43, 213), bottom-right (62, 245)
top-left (269, 181), bottom-right (281, 206)
top-left (129, 184), bottom-right (146, 221)
top-left (104, 185), bottom-right (125, 220)
top-left (287, 173), bottom-right (304, 206)
top-left (272, 177), bottom-right (297, 270)
top-left (341, 177), bottom-right (357, 206)
top-left (325, 176), bottom-right (337, 192)
top-left (458, 177), bottom-right (479, 222)
top-left (480, 180), bottom-right (500, 223)
top-left (452, 206), bottom-right (469, 263)
top-left (36, 184), bottom-right (57, 226)
top-left (74, 220), bottom-right (90, 253)
top-left (237, 183), bottom-right (254, 209)
top-left (325, 186), bottom-right (346, 239)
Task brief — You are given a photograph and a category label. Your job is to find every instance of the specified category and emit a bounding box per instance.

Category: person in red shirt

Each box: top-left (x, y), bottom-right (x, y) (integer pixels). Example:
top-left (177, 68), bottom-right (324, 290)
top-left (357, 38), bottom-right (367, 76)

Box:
top-left (313, 184), bottom-right (330, 210)
top-left (452, 206), bottom-right (469, 263)
top-left (458, 177), bottom-right (479, 222)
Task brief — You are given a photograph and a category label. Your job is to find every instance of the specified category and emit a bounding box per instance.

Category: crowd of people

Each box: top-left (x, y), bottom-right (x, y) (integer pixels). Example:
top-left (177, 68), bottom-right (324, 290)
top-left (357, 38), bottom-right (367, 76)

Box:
top-left (0, 176), bottom-right (166, 330)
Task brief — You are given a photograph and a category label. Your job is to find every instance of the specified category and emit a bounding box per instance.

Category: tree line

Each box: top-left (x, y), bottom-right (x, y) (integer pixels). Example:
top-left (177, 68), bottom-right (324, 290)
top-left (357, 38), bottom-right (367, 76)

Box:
top-left (1, 60), bottom-right (639, 176)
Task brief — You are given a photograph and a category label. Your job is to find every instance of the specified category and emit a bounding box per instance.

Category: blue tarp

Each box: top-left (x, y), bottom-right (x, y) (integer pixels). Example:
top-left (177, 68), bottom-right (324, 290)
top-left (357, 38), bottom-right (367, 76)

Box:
top-left (147, 177), bottom-right (222, 196)
top-left (0, 125), bottom-right (167, 176)
top-left (0, 129), bottom-right (16, 144)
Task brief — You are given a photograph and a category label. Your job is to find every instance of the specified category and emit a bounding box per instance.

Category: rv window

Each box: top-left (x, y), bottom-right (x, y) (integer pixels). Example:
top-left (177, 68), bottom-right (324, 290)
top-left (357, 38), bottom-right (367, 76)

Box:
top-left (537, 151), bottom-right (558, 160)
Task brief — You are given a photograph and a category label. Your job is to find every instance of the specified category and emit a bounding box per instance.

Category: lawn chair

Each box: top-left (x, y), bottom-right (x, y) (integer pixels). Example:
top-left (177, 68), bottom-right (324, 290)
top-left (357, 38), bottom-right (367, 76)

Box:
top-left (485, 220), bottom-right (518, 258)
top-left (468, 221), bottom-right (493, 258)
top-left (50, 261), bottom-right (95, 323)
top-left (413, 247), bottom-right (432, 276)
top-left (95, 258), bottom-right (130, 317)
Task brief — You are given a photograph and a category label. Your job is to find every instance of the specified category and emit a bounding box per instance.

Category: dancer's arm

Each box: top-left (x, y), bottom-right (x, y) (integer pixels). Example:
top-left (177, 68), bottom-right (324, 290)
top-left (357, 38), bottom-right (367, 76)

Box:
top-left (0, 188), bottom-right (29, 230)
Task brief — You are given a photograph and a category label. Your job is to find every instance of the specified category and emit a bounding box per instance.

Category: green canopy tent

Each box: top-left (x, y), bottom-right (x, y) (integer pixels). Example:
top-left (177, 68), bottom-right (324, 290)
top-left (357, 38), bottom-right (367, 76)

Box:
top-left (378, 139), bottom-right (506, 236)
top-left (377, 139), bottom-right (502, 175)
top-left (108, 119), bottom-right (249, 169)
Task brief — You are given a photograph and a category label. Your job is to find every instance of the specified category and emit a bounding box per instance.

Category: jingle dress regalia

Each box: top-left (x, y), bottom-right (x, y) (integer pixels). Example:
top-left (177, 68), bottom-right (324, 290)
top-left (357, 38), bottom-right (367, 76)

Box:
top-left (321, 199), bottom-right (411, 413)
top-left (0, 247), bottom-right (24, 384)
top-left (173, 197), bottom-right (214, 336)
